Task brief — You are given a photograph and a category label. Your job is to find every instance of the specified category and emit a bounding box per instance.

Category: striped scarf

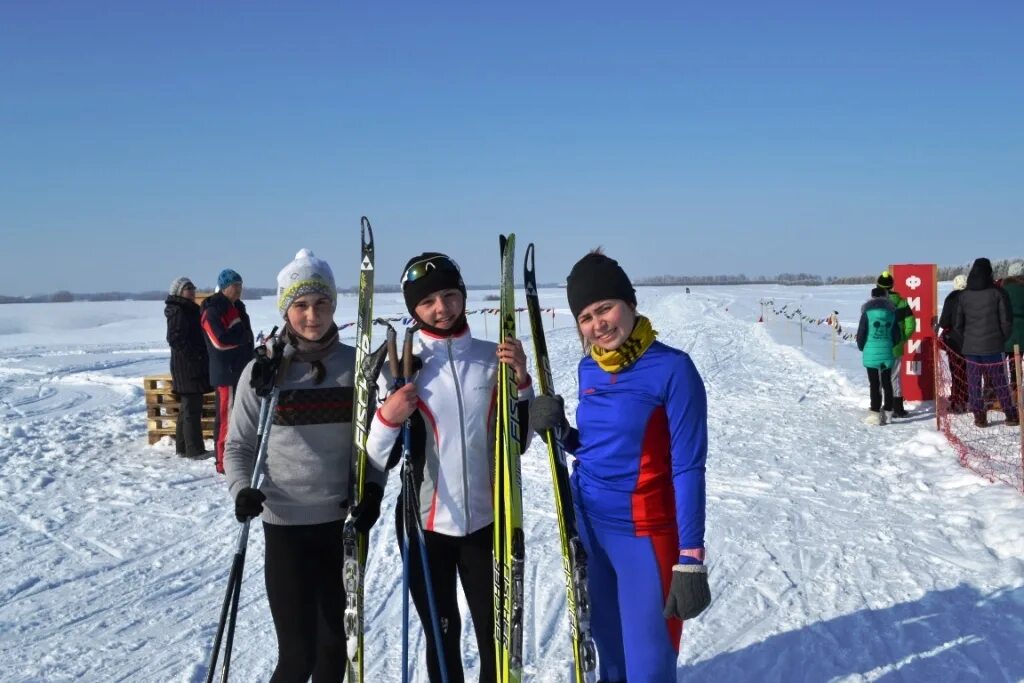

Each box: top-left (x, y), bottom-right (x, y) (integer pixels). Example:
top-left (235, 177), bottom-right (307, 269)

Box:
top-left (590, 315), bottom-right (657, 373)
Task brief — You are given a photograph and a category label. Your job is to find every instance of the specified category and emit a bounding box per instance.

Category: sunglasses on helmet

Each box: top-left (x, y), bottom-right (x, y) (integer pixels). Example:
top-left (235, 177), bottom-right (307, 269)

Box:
top-left (400, 255), bottom-right (461, 287)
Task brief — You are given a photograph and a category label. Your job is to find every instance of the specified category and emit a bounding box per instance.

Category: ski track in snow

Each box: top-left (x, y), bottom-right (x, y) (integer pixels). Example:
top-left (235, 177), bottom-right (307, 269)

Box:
top-left (1, 288), bottom-right (1022, 682)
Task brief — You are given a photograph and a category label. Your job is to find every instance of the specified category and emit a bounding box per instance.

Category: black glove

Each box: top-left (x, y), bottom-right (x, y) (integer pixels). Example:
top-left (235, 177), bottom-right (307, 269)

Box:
top-left (250, 334), bottom-right (285, 397)
top-left (349, 483), bottom-right (384, 534)
top-left (530, 395), bottom-right (568, 433)
top-left (250, 354), bottom-right (281, 397)
top-left (234, 487), bottom-right (266, 522)
top-left (662, 565), bottom-right (711, 621)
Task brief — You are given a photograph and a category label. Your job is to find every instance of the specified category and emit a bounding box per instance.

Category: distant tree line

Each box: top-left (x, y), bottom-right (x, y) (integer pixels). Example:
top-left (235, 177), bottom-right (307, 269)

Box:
top-left (827, 259), bottom-right (1021, 285)
top-left (639, 258), bottom-right (1023, 288)
top-left (3, 260), bottom-right (1020, 303)
top-left (0, 287), bottom-right (276, 304)
top-left (0, 283), bottom-right (534, 304)
top-left (637, 273), bottom-right (827, 286)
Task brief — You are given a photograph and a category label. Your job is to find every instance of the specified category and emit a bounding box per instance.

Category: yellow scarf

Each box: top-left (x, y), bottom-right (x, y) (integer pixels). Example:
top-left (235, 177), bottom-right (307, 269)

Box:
top-left (590, 315), bottom-right (658, 373)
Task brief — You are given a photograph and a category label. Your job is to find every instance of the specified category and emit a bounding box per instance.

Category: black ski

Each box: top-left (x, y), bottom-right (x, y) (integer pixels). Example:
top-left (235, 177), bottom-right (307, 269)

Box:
top-left (343, 216), bottom-right (374, 683)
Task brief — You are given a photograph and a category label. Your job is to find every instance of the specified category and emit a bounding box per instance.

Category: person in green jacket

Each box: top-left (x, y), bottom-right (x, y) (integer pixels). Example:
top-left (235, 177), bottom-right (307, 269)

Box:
top-left (876, 271), bottom-right (915, 418)
top-left (857, 287), bottom-right (902, 425)
top-left (1002, 261), bottom-right (1024, 398)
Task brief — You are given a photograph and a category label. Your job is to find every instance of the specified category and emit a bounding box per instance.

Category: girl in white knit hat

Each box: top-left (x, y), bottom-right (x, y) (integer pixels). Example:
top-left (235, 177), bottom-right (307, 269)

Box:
top-left (223, 249), bottom-right (386, 681)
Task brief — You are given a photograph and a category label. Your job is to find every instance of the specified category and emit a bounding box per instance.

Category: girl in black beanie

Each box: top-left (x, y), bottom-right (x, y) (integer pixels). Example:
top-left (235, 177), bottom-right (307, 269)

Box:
top-left (531, 250), bottom-right (711, 682)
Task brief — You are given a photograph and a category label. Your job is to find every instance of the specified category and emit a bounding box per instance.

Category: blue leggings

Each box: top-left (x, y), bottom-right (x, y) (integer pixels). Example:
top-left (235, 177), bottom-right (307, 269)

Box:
top-left (577, 510), bottom-right (682, 682)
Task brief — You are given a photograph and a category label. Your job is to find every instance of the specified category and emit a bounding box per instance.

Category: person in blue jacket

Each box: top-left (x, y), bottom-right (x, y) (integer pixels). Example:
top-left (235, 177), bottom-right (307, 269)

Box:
top-left (856, 287), bottom-right (901, 425)
top-left (530, 250), bottom-right (710, 683)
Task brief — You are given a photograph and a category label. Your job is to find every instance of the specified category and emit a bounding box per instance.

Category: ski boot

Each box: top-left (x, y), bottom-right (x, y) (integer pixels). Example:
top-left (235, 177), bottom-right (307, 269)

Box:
top-left (891, 397), bottom-right (908, 419)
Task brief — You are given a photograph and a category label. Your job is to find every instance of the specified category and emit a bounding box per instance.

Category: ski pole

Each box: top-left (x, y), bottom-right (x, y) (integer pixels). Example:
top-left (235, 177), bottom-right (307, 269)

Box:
top-left (390, 325), bottom-right (449, 683)
top-left (400, 326), bottom-right (449, 683)
top-left (384, 328), bottom-right (411, 683)
top-left (206, 343), bottom-right (292, 683)
top-left (205, 388), bottom-right (278, 682)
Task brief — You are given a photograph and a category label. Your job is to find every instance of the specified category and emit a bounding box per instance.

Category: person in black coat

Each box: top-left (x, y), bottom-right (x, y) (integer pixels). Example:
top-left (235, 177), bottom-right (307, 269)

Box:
top-left (165, 277), bottom-right (211, 457)
top-left (938, 274), bottom-right (968, 413)
top-left (954, 258), bottom-right (1018, 427)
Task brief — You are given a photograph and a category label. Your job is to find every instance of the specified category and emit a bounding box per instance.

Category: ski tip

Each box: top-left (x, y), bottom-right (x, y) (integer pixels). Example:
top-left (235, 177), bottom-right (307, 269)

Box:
top-left (524, 243), bottom-right (536, 272)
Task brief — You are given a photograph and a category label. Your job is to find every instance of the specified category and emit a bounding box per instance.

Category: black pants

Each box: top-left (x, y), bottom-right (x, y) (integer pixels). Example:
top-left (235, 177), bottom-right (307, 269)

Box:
top-left (263, 520), bottom-right (347, 683)
top-left (174, 392), bottom-right (206, 456)
top-left (867, 367), bottom-right (894, 412)
top-left (395, 499), bottom-right (495, 683)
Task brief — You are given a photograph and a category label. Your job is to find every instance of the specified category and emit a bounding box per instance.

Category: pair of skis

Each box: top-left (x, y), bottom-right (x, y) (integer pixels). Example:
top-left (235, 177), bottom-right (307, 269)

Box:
top-left (523, 243), bottom-right (597, 683)
top-left (342, 217), bottom-right (376, 683)
top-left (493, 236), bottom-right (596, 682)
top-left (493, 234), bottom-right (527, 683)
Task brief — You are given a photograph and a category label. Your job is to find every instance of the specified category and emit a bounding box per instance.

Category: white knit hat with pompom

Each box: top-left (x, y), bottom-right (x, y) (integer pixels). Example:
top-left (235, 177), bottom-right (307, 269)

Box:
top-left (276, 249), bottom-right (337, 317)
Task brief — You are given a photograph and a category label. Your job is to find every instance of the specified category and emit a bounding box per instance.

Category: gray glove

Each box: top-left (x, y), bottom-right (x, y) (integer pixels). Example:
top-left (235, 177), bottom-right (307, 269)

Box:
top-left (529, 395), bottom-right (568, 433)
top-left (662, 565), bottom-right (711, 621)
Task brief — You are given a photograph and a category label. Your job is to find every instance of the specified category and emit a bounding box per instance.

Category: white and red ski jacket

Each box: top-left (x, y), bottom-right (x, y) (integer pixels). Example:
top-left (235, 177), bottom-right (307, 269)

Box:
top-left (366, 326), bottom-right (534, 537)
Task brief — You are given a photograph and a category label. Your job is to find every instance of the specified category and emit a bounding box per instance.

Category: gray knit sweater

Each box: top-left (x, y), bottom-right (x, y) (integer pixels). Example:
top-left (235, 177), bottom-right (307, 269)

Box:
top-left (224, 340), bottom-right (384, 526)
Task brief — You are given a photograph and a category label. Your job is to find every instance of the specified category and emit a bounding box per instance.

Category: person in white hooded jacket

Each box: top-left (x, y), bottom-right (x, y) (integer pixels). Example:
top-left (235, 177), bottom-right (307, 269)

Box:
top-left (365, 252), bottom-right (534, 683)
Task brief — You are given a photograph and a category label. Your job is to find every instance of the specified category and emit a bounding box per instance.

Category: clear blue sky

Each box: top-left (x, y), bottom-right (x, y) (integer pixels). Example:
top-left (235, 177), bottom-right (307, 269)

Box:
top-left (2, 1), bottom-right (1022, 295)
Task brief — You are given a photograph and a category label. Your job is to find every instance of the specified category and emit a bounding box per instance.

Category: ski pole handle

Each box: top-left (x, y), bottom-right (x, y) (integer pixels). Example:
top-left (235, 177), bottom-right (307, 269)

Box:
top-left (402, 327), bottom-right (415, 381)
top-left (387, 326), bottom-right (401, 384)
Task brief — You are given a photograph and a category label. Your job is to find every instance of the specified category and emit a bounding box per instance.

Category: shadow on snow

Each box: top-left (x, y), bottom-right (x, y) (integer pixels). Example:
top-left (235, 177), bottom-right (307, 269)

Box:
top-left (687, 583), bottom-right (1024, 682)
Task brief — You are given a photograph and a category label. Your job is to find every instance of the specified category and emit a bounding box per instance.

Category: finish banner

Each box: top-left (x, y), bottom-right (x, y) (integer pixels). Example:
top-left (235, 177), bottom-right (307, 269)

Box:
top-left (891, 264), bottom-right (938, 401)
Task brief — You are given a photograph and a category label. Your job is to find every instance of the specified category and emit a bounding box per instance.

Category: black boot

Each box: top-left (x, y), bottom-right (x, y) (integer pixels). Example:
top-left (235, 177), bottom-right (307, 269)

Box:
top-left (891, 397), bottom-right (908, 418)
top-left (974, 411), bottom-right (988, 428)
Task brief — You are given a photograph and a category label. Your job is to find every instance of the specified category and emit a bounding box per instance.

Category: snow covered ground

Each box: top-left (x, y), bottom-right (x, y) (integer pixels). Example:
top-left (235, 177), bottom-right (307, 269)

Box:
top-left (1, 284), bottom-right (1022, 682)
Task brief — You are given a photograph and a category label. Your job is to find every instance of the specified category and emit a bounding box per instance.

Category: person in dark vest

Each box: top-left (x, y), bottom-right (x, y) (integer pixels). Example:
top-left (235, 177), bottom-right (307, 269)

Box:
top-left (165, 277), bottom-right (211, 458)
top-left (857, 287), bottom-right (901, 425)
top-left (954, 257), bottom-right (1018, 428)
top-left (938, 274), bottom-right (968, 413)
top-left (202, 268), bottom-right (254, 473)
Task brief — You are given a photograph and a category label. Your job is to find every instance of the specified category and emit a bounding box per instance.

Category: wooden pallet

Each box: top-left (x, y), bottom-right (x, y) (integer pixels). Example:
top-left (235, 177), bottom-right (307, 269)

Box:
top-left (143, 374), bottom-right (217, 445)
top-left (146, 404), bottom-right (216, 419)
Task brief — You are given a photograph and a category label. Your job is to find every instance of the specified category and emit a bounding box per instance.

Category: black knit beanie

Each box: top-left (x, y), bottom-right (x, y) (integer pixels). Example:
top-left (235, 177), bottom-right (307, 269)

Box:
top-left (876, 270), bottom-right (894, 290)
top-left (401, 252), bottom-right (467, 327)
top-left (566, 253), bottom-right (637, 320)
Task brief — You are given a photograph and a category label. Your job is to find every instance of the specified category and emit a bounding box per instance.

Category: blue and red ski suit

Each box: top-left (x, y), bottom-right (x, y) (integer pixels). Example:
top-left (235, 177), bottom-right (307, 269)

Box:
top-left (563, 340), bottom-right (708, 682)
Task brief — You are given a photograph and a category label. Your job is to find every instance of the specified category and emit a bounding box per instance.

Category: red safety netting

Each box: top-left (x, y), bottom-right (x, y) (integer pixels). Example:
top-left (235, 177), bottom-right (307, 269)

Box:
top-left (934, 338), bottom-right (1024, 492)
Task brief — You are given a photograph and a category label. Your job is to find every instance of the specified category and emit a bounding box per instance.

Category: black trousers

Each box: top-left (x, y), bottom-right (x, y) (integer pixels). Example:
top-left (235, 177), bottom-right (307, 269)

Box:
top-left (395, 499), bottom-right (496, 683)
top-left (867, 367), bottom-right (894, 412)
top-left (263, 520), bottom-right (347, 683)
top-left (174, 392), bottom-right (205, 456)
